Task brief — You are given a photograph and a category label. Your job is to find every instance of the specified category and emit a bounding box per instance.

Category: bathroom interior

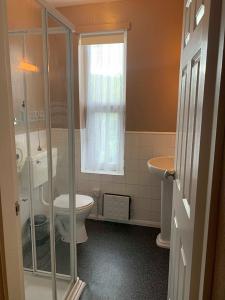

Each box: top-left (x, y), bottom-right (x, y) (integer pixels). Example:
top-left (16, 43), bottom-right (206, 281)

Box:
top-left (7, 0), bottom-right (183, 299)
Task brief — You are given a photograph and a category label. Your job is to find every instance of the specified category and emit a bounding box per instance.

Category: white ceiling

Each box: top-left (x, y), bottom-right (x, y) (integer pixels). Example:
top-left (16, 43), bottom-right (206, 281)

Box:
top-left (47, 0), bottom-right (120, 7)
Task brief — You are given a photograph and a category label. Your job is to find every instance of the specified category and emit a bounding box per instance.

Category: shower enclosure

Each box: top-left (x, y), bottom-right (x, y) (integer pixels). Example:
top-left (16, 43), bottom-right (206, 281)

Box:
top-left (7, 0), bottom-right (82, 299)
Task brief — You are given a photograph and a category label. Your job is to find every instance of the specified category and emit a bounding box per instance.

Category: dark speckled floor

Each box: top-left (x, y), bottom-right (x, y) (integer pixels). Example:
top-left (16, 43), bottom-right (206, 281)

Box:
top-left (78, 220), bottom-right (169, 300)
top-left (23, 220), bottom-right (169, 300)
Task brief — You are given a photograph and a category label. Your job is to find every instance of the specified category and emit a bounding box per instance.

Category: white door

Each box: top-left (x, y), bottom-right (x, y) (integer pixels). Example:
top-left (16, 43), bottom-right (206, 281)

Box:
top-left (168, 0), bottom-right (223, 299)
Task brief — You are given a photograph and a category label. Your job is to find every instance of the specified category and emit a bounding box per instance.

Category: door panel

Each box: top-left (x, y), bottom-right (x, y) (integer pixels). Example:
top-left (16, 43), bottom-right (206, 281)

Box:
top-left (183, 54), bottom-right (201, 203)
top-left (168, 0), bottom-right (222, 298)
top-left (170, 51), bottom-right (203, 299)
top-left (184, 0), bottom-right (192, 46)
top-left (180, 65), bottom-right (191, 199)
top-left (195, 1), bottom-right (205, 26)
top-left (168, 215), bottom-right (178, 300)
top-left (176, 68), bottom-right (187, 183)
top-left (177, 245), bottom-right (187, 299)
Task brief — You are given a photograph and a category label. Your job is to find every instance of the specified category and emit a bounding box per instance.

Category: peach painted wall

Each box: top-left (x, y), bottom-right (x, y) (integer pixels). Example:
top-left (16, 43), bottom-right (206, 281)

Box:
top-left (7, 0), bottom-right (42, 30)
top-left (59, 0), bottom-right (183, 131)
top-left (7, 0), bottom-right (46, 134)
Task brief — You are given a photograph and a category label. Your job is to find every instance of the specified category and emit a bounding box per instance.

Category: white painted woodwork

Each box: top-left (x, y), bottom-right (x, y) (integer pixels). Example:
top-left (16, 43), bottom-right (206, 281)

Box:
top-left (168, 0), bottom-right (223, 299)
top-left (0, 0), bottom-right (25, 299)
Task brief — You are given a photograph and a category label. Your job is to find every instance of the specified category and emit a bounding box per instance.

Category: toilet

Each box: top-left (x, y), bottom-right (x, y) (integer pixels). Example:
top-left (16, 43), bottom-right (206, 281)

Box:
top-left (54, 194), bottom-right (94, 244)
top-left (30, 149), bottom-right (93, 244)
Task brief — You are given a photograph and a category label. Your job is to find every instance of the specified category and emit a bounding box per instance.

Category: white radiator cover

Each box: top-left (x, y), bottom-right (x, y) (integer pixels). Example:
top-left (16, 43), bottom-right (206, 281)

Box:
top-left (103, 193), bottom-right (131, 221)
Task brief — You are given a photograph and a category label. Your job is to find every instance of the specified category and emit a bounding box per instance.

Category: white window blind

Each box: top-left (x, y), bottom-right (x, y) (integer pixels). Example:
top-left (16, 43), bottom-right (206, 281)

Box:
top-left (79, 31), bottom-right (127, 175)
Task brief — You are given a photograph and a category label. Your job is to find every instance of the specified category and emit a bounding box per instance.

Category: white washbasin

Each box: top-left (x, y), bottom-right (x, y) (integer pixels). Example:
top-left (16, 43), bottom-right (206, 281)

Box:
top-left (147, 156), bottom-right (174, 178)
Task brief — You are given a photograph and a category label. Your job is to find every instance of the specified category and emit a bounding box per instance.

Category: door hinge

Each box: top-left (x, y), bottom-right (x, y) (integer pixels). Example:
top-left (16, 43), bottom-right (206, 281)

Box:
top-left (15, 201), bottom-right (20, 216)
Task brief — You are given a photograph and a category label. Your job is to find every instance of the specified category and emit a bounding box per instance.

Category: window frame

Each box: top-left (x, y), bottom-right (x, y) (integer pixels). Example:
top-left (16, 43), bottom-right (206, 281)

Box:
top-left (78, 30), bottom-right (127, 176)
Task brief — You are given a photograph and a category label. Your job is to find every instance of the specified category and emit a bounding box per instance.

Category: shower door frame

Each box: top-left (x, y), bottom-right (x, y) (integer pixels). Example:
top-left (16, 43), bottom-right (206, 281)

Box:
top-left (41, 6), bottom-right (77, 297)
top-left (8, 0), bottom-right (83, 298)
top-left (31, 2), bottom-right (78, 297)
top-left (8, 27), bottom-right (76, 284)
top-left (37, 3), bottom-right (80, 297)
top-left (8, 27), bottom-right (76, 280)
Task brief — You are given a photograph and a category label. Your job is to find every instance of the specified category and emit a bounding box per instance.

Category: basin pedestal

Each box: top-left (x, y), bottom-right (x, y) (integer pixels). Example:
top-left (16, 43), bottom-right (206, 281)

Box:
top-left (156, 178), bottom-right (173, 249)
top-left (147, 156), bottom-right (174, 250)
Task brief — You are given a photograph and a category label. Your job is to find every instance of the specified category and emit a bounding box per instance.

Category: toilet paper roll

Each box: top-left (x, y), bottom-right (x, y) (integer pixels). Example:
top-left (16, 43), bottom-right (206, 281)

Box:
top-left (16, 147), bottom-right (24, 172)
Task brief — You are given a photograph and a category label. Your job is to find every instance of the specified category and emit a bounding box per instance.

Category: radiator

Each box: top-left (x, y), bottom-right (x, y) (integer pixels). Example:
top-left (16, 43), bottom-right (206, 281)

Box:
top-left (103, 193), bottom-right (131, 221)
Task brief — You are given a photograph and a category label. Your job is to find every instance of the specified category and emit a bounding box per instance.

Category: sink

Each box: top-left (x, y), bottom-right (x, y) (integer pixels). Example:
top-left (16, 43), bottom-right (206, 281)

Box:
top-left (147, 156), bottom-right (175, 249)
top-left (147, 156), bottom-right (174, 178)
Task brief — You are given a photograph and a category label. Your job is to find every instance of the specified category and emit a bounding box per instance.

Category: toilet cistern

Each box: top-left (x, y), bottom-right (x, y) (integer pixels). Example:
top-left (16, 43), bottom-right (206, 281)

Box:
top-left (147, 156), bottom-right (175, 249)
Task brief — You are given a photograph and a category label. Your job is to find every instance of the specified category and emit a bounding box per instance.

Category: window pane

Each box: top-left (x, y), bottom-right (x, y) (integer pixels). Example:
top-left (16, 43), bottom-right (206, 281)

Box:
top-left (79, 34), bottom-right (126, 175)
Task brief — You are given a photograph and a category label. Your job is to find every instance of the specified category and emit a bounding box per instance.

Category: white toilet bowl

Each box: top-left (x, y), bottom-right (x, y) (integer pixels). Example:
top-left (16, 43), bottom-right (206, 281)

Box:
top-left (54, 194), bottom-right (94, 244)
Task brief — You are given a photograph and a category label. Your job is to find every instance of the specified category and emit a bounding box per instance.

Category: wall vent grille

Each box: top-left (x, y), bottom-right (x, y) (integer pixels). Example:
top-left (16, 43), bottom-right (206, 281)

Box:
top-left (103, 193), bottom-right (131, 221)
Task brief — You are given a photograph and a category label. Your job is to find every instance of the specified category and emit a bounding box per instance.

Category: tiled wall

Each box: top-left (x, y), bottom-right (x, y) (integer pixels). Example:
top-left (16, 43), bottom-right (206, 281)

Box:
top-left (16, 129), bottom-right (176, 229)
top-left (15, 130), bottom-right (49, 244)
top-left (73, 129), bottom-right (176, 226)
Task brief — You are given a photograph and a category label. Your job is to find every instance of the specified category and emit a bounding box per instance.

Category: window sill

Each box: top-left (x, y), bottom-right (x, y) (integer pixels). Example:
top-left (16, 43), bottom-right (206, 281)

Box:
top-left (81, 169), bottom-right (124, 176)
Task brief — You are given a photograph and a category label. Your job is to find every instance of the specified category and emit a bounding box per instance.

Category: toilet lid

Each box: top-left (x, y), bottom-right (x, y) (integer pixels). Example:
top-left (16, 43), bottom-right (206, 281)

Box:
top-left (54, 194), bottom-right (94, 211)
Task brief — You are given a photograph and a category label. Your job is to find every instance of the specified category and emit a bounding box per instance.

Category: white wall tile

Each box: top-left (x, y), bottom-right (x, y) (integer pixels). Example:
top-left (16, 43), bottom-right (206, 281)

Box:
top-left (139, 146), bottom-right (153, 160)
top-left (125, 159), bottom-right (139, 172)
top-left (125, 184), bottom-right (139, 197)
top-left (150, 186), bottom-right (161, 200)
top-left (100, 174), bottom-right (115, 182)
top-left (148, 211), bottom-right (161, 222)
top-left (111, 174), bottom-right (126, 184)
top-left (125, 171), bottom-right (139, 185)
top-left (111, 183), bottom-right (126, 195)
top-left (138, 185), bottom-right (151, 198)
top-left (125, 145), bottom-right (139, 159)
top-left (100, 182), bottom-right (114, 194)
top-left (139, 132), bottom-right (153, 147)
top-left (138, 172), bottom-right (151, 185)
top-left (125, 132), bottom-right (139, 148)
top-left (150, 199), bottom-right (161, 212)
top-left (88, 180), bottom-right (101, 191)
top-left (131, 198), bottom-right (152, 221)
top-left (53, 129), bottom-right (175, 224)
top-left (148, 173), bottom-right (161, 187)
top-left (138, 159), bottom-right (149, 172)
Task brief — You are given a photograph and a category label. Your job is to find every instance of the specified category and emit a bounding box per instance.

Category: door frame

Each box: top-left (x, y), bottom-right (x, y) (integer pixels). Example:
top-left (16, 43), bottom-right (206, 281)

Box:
top-left (0, 0), bottom-right (25, 299)
top-left (200, 0), bottom-right (225, 297)
top-left (1, 0), bottom-right (225, 299)
top-left (0, 192), bottom-right (9, 300)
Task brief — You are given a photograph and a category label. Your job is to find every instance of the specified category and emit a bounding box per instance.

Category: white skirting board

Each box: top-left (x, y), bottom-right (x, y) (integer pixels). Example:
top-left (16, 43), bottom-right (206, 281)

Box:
top-left (88, 214), bottom-right (160, 228)
top-left (66, 278), bottom-right (86, 300)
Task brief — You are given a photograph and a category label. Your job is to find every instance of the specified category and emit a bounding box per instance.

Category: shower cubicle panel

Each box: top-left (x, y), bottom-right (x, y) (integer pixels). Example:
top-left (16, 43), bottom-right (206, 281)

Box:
top-left (46, 12), bottom-right (76, 298)
top-left (8, 0), bottom-right (77, 299)
top-left (9, 5), bottom-right (51, 281)
top-left (9, 32), bottom-right (35, 272)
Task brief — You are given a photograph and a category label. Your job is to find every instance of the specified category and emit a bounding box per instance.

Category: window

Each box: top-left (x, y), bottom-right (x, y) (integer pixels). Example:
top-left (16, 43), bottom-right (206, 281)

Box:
top-left (78, 32), bottom-right (127, 175)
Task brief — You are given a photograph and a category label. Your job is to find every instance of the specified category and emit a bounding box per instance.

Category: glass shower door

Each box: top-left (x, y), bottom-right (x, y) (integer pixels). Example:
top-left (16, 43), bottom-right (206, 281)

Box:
top-left (8, 33), bottom-right (35, 272)
top-left (9, 20), bottom-right (54, 299)
top-left (45, 12), bottom-right (75, 298)
top-left (8, 1), bottom-right (76, 299)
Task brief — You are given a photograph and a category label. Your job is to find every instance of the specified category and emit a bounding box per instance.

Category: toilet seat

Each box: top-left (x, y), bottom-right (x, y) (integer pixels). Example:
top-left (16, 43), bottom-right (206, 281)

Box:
top-left (54, 194), bottom-right (94, 211)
